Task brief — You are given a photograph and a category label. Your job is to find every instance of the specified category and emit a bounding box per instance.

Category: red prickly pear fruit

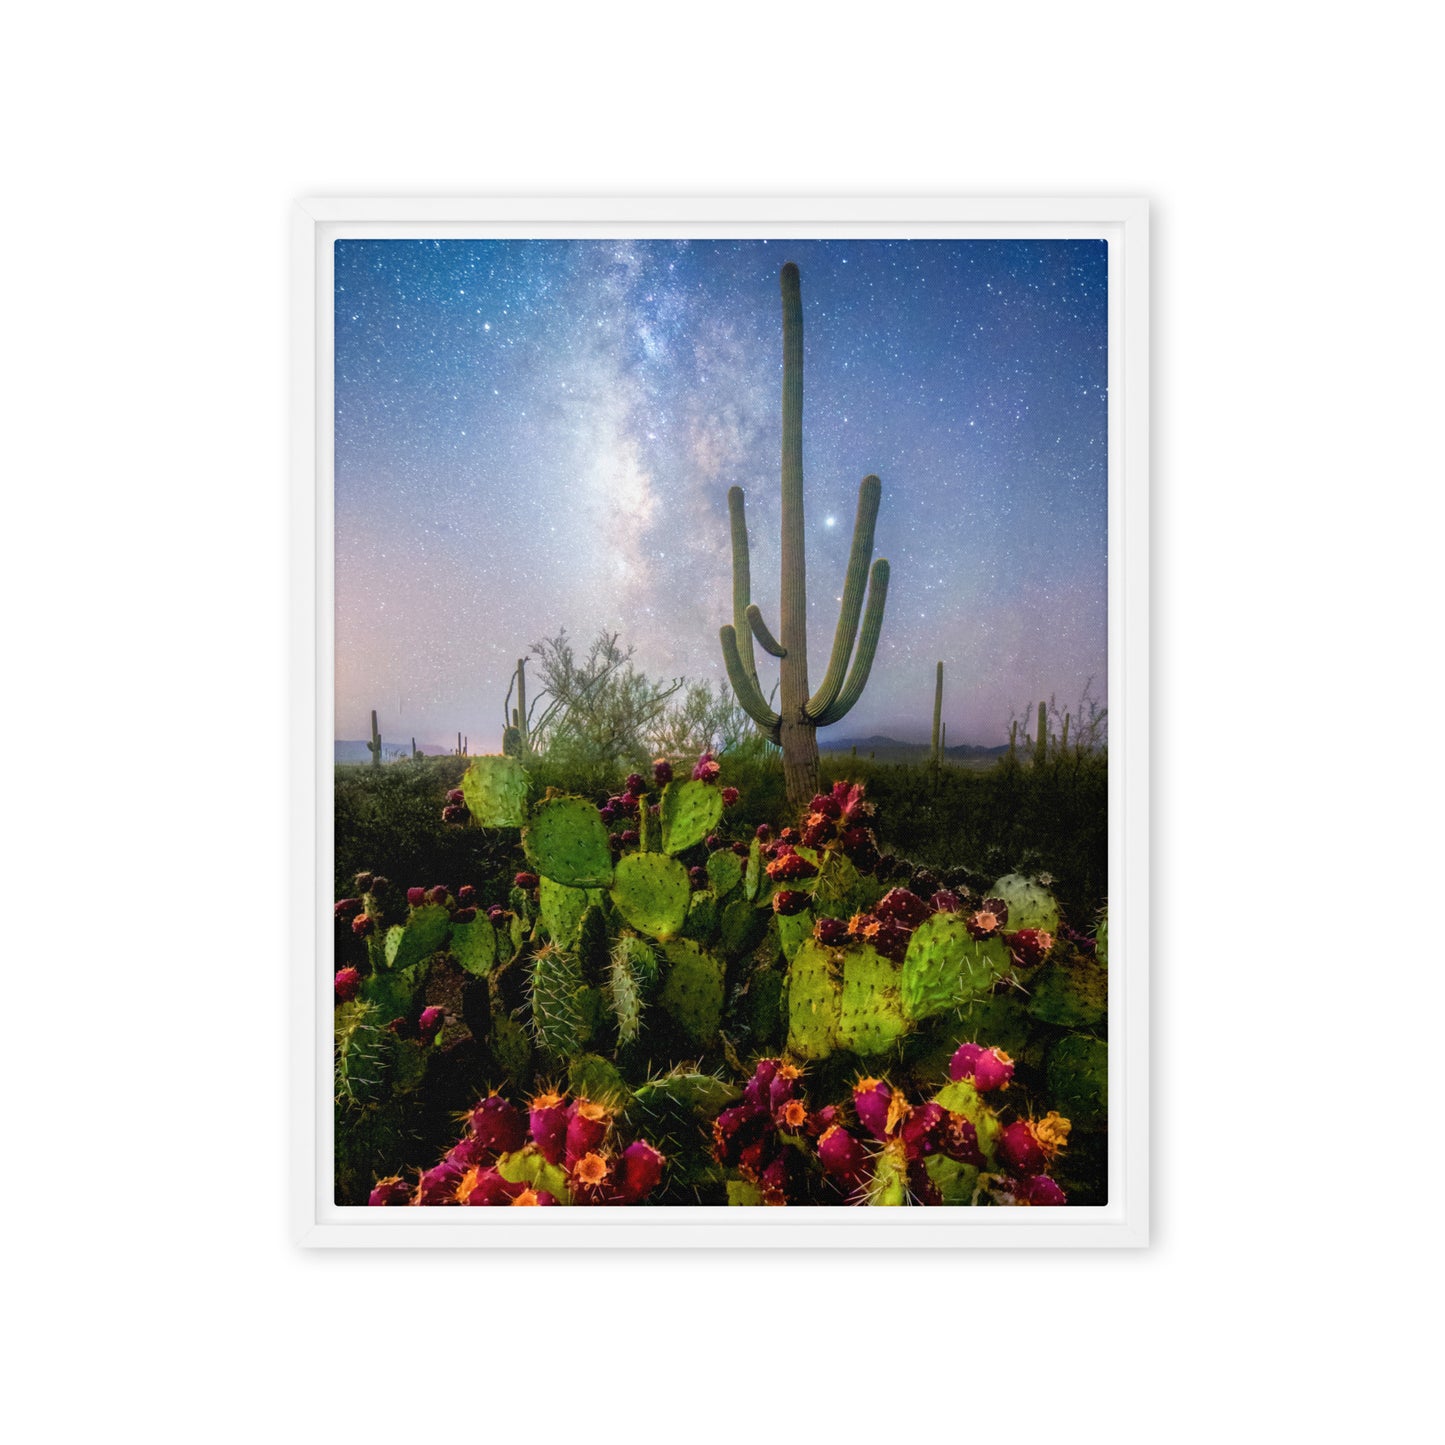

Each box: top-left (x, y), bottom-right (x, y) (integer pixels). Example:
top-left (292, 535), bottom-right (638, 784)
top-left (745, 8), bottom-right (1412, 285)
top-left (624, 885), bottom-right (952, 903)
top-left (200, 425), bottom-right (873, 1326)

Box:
top-left (1008, 928), bottom-right (1054, 968)
top-left (853, 1078), bottom-right (897, 1141)
top-left (966, 898), bottom-right (1009, 939)
top-left (368, 1175), bottom-right (413, 1206)
top-left (570, 1150), bottom-right (612, 1197)
top-left (619, 791), bottom-right (641, 813)
top-left (949, 1042), bottom-right (986, 1082)
top-left (441, 804), bottom-right (468, 824)
top-left (839, 826), bottom-right (879, 871)
top-left (778, 827), bottom-right (799, 845)
top-left (942, 1112), bottom-right (985, 1167)
top-left (445, 788), bottom-right (465, 804)
top-left (487, 905), bottom-right (507, 924)
top-left (809, 1103), bottom-right (841, 1136)
top-left (334, 897), bottom-right (363, 920)
top-left (509, 1186), bottom-right (558, 1206)
top-left (705, 833), bottom-right (721, 851)
top-left (800, 817), bottom-right (834, 848)
top-left (457, 1166), bottom-right (523, 1206)
top-left (809, 792), bottom-right (844, 820)
top-left (369, 876), bottom-right (390, 895)
top-left (758, 1154), bottom-right (790, 1205)
top-left (872, 919), bottom-right (911, 962)
top-left (875, 887), bottom-right (931, 930)
top-left (417, 1158), bottom-right (467, 1205)
top-left (772, 889), bottom-right (808, 916)
top-left (776, 1097), bottom-right (810, 1132)
top-left (624, 772), bottom-right (647, 795)
top-left (972, 1047), bottom-right (1015, 1093)
top-left (599, 804), bottom-right (618, 825)
top-left (334, 967), bottom-right (362, 1002)
top-left (931, 889), bottom-right (963, 914)
top-left (731, 841), bottom-right (750, 858)
top-left (900, 1101), bottom-right (948, 1160)
top-left (721, 786), bottom-right (739, 807)
top-left (911, 868), bottom-right (941, 897)
top-left (743, 1059), bottom-right (780, 1108)
top-left (817, 1124), bottom-right (869, 1183)
top-left (406, 886), bottom-right (426, 907)
top-left (620, 829), bottom-right (639, 846)
top-left (564, 1099), bottom-right (610, 1166)
top-left (514, 872), bottom-right (538, 890)
top-left (767, 1061), bottom-right (802, 1113)
top-left (908, 1159), bottom-right (945, 1206)
top-left (350, 913), bottom-right (375, 938)
top-left (470, 1094), bottom-right (527, 1154)
top-left (427, 885), bottom-right (449, 905)
top-left (689, 866), bottom-right (708, 890)
top-left (417, 1006), bottom-right (445, 1042)
top-left (756, 823), bottom-right (772, 841)
top-left (528, 1091), bottom-right (569, 1165)
top-left (692, 752), bottom-right (720, 783)
top-left (616, 1140), bottom-right (666, 1202)
top-left (445, 1133), bottom-right (488, 1170)
top-left (998, 1120), bottom-right (1047, 1177)
top-left (1019, 1175), bottom-right (1067, 1206)
top-left (711, 1102), bottom-right (768, 1165)
top-left (457, 884), bottom-right (476, 905)
top-left (453, 906), bottom-right (477, 923)
top-left (652, 757), bottom-right (673, 785)
top-left (354, 872), bottom-right (375, 892)
top-left (813, 916), bottom-right (848, 946)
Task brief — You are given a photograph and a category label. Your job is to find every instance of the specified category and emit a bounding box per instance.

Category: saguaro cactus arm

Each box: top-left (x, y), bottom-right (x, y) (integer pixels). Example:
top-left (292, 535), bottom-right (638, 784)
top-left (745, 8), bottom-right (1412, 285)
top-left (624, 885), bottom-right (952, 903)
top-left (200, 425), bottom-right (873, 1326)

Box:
top-left (808, 559), bottom-right (890, 728)
top-left (720, 625), bottom-right (782, 736)
top-left (746, 605), bottom-right (786, 658)
top-left (931, 661), bottom-right (944, 762)
top-left (806, 473), bottom-right (882, 719)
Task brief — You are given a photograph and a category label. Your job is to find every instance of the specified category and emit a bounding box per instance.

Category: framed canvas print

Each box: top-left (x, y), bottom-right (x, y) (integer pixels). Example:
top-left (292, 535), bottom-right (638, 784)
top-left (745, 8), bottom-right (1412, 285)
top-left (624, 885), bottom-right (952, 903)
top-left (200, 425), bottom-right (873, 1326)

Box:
top-left (291, 197), bottom-right (1148, 1247)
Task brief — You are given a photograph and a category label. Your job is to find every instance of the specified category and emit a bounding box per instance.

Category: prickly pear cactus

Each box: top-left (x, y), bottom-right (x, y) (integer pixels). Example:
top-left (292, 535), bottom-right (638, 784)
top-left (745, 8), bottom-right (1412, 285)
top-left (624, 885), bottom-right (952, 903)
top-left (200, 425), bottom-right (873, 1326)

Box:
top-left (529, 944), bottom-right (588, 1057)
top-left (744, 836), bottom-right (764, 901)
top-left (608, 934), bottom-right (654, 1044)
top-left (459, 755), bottom-right (529, 827)
top-left (836, 944), bottom-right (908, 1055)
top-left (901, 913), bottom-right (1008, 1021)
top-left (567, 1053), bottom-right (633, 1110)
top-left (539, 875), bottom-right (590, 949)
top-left (490, 1012), bottom-right (532, 1083)
top-left (1096, 908), bottom-right (1109, 968)
top-left (1026, 957), bottom-right (1107, 1028)
top-left (384, 902), bottom-right (451, 973)
top-left (659, 779), bottom-right (724, 854)
top-left (933, 1077), bottom-right (1002, 1166)
top-left (706, 848), bottom-right (743, 898)
top-left (786, 938), bottom-right (843, 1060)
top-left (657, 938), bottom-right (725, 1045)
top-left (683, 888), bottom-right (719, 942)
top-left (1046, 1034), bottom-right (1107, 1129)
top-left (990, 873), bottom-right (1060, 934)
top-left (449, 914), bottom-right (497, 976)
top-left (523, 796), bottom-right (614, 888)
top-left (720, 896), bottom-right (764, 957)
top-left (774, 908), bottom-right (815, 963)
top-left (610, 851), bottom-right (691, 939)
top-left (868, 1142), bottom-right (910, 1206)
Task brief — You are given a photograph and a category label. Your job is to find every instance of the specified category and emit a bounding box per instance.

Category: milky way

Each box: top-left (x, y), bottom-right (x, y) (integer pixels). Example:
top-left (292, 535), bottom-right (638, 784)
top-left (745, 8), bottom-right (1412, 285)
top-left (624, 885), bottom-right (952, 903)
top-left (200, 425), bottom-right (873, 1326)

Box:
top-left (334, 238), bottom-right (1107, 750)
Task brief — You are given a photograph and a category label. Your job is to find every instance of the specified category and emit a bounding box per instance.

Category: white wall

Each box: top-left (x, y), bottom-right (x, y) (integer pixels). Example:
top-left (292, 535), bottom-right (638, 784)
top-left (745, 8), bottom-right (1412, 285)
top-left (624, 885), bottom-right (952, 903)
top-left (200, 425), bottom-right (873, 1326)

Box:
top-left (7, 4), bottom-right (1435, 1440)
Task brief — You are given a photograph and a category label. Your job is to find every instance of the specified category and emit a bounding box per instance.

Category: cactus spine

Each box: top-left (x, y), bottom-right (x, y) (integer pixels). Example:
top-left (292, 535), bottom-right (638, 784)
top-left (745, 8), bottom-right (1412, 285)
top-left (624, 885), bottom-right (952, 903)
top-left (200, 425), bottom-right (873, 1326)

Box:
top-left (719, 263), bottom-right (890, 809)
top-left (367, 710), bottom-right (381, 767)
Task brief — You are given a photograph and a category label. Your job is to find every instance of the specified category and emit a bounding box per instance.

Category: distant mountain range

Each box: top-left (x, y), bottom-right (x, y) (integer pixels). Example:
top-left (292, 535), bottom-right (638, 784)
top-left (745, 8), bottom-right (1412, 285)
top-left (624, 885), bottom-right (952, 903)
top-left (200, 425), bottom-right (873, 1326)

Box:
top-left (819, 735), bottom-right (1010, 765)
top-left (334, 740), bottom-right (454, 764)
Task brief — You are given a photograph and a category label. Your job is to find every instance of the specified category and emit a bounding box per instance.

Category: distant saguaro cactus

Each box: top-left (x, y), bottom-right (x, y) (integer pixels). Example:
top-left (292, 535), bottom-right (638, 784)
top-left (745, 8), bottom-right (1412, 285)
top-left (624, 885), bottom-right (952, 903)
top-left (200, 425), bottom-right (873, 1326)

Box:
top-left (367, 710), bottom-right (381, 768)
top-left (1035, 701), bottom-right (1048, 768)
top-left (502, 657), bottom-right (529, 755)
top-left (932, 661), bottom-right (944, 765)
top-left (719, 263), bottom-right (891, 809)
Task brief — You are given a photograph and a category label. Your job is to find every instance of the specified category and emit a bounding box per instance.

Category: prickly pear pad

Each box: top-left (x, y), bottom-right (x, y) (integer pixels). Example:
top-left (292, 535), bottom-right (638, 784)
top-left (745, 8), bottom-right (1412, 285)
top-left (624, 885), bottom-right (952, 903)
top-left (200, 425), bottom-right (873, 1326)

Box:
top-left (539, 875), bottom-right (590, 949)
top-left (657, 939), bottom-right (725, 1045)
top-left (459, 755), bottom-right (529, 828)
top-left (384, 903), bottom-right (452, 973)
top-left (1027, 958), bottom-right (1107, 1028)
top-left (659, 779), bottom-right (724, 855)
top-left (902, 914), bottom-right (1008, 1021)
top-left (628, 1070), bottom-right (740, 1118)
top-left (786, 938), bottom-right (843, 1060)
top-left (449, 915), bottom-right (497, 976)
top-left (837, 944), bottom-right (909, 1054)
top-left (495, 1149), bottom-right (573, 1204)
top-left (567, 1053), bottom-right (633, 1110)
top-left (706, 847), bottom-right (743, 898)
top-left (744, 836), bottom-right (764, 901)
top-left (720, 896), bottom-right (764, 956)
top-left (775, 907), bottom-right (815, 962)
top-left (610, 851), bottom-right (691, 939)
top-left (990, 873), bottom-right (1060, 934)
top-left (523, 796), bottom-right (614, 888)
top-left (1046, 1034), bottom-right (1107, 1129)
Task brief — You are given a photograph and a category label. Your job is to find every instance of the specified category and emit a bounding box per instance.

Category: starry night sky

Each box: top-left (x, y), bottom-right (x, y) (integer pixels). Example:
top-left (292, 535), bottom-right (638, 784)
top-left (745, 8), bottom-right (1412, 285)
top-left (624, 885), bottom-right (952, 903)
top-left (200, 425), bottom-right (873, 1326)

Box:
top-left (334, 238), bottom-right (1107, 750)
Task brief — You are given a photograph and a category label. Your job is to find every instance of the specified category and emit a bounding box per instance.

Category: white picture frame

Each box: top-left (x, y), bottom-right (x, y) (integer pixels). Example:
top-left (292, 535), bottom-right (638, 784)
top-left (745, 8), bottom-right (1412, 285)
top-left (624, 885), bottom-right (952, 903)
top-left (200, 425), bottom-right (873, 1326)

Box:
top-left (291, 196), bottom-right (1149, 1248)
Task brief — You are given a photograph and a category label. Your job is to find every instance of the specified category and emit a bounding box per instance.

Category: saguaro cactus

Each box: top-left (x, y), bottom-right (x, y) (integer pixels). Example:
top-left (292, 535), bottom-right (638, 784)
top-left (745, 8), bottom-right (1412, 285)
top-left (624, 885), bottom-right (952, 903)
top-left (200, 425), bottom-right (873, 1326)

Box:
top-left (719, 263), bottom-right (891, 809)
top-left (502, 657), bottom-right (529, 755)
top-left (367, 710), bottom-right (381, 767)
top-left (932, 662), bottom-right (944, 765)
top-left (1035, 701), bottom-right (1048, 767)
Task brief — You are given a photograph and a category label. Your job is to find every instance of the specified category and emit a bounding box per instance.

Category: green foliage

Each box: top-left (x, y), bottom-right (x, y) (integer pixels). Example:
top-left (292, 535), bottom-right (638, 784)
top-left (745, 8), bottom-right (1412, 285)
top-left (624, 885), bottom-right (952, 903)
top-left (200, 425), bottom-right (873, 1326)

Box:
top-left (459, 755), bottom-right (530, 827)
top-left (610, 851), bottom-right (691, 939)
top-left (659, 779), bottom-right (724, 854)
top-left (523, 796), bottom-right (614, 887)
